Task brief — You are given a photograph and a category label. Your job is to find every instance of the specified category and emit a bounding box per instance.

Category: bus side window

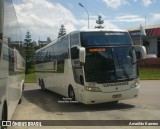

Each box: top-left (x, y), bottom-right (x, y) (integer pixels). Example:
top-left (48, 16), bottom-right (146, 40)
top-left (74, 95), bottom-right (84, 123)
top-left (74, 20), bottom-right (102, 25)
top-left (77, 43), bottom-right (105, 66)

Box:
top-left (70, 33), bottom-right (79, 47)
top-left (71, 47), bottom-right (79, 59)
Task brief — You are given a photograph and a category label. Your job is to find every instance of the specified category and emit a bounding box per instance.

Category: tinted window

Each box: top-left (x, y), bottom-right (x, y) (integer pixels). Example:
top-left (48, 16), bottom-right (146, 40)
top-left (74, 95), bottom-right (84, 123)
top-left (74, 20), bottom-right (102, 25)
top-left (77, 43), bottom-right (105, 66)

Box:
top-left (3, 0), bottom-right (25, 75)
top-left (84, 46), bottom-right (137, 83)
top-left (71, 47), bottom-right (79, 59)
top-left (81, 32), bottom-right (132, 47)
top-left (36, 36), bottom-right (69, 64)
top-left (70, 33), bottom-right (79, 48)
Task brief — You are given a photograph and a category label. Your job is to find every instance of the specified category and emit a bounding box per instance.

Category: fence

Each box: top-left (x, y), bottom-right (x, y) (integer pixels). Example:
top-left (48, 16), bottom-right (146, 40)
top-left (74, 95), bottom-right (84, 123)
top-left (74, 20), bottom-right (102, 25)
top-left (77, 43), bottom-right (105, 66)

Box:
top-left (138, 58), bottom-right (160, 68)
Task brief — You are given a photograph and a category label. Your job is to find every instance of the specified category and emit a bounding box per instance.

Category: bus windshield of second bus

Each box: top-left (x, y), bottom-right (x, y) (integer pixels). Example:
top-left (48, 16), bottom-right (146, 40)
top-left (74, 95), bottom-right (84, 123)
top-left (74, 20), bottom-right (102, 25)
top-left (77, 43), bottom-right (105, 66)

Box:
top-left (80, 31), bottom-right (137, 83)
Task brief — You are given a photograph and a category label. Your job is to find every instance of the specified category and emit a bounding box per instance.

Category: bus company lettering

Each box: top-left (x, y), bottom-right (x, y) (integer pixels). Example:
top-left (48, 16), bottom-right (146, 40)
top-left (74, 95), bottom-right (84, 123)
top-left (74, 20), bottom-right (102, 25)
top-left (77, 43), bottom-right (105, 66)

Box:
top-left (103, 82), bottom-right (129, 87)
top-left (105, 33), bottom-right (125, 36)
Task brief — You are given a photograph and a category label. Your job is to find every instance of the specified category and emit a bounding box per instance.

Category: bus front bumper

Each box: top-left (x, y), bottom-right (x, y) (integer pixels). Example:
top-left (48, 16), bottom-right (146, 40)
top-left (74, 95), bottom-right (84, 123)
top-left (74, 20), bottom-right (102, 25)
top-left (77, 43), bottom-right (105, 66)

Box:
top-left (80, 86), bottom-right (139, 104)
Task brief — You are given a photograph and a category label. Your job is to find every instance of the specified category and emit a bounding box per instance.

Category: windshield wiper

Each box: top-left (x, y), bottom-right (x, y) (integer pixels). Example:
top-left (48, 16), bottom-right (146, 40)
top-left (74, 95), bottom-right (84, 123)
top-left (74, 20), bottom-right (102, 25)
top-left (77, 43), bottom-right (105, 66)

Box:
top-left (116, 55), bottom-right (130, 79)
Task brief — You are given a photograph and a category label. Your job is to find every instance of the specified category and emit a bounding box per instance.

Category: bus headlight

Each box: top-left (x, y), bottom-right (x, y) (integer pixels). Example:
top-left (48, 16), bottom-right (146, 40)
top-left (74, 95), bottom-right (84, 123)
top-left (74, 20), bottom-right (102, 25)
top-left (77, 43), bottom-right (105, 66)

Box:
top-left (84, 86), bottom-right (101, 92)
top-left (130, 80), bottom-right (139, 88)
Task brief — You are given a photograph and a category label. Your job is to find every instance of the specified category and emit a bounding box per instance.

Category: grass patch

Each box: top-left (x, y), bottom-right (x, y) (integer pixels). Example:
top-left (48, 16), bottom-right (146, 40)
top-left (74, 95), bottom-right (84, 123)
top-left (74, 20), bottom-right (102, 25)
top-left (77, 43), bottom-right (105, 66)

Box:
top-left (139, 68), bottom-right (160, 80)
top-left (25, 72), bottom-right (36, 83)
top-left (24, 68), bottom-right (160, 83)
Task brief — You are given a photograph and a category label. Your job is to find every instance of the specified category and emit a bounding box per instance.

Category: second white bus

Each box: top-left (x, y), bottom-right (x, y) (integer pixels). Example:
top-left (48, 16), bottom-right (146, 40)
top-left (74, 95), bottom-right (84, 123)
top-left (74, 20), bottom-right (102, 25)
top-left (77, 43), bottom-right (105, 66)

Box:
top-left (36, 29), bottom-right (146, 104)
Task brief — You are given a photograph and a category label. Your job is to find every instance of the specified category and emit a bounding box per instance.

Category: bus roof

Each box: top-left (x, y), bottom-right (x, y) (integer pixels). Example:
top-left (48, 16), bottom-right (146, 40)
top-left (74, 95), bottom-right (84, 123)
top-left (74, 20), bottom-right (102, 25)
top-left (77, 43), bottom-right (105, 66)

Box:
top-left (70, 28), bottom-right (128, 35)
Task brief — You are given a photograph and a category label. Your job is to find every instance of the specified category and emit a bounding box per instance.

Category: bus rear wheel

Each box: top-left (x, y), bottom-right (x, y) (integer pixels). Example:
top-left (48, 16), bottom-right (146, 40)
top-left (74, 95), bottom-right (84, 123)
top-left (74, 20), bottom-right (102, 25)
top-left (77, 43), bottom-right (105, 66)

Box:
top-left (41, 80), bottom-right (45, 91)
top-left (68, 86), bottom-right (75, 101)
top-left (39, 79), bottom-right (42, 87)
top-left (107, 101), bottom-right (119, 105)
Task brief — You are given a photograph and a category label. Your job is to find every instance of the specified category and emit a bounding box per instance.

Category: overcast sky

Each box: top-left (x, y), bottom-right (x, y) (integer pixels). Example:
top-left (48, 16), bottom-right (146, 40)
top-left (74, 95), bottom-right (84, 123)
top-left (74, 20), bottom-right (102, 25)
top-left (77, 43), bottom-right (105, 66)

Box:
top-left (13, 0), bottom-right (160, 41)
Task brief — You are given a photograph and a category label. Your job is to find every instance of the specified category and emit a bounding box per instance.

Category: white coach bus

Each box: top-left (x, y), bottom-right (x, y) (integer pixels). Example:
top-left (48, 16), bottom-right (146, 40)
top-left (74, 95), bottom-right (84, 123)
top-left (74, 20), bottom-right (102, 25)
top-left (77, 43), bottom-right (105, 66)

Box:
top-left (0, 0), bottom-right (25, 128)
top-left (36, 29), bottom-right (146, 104)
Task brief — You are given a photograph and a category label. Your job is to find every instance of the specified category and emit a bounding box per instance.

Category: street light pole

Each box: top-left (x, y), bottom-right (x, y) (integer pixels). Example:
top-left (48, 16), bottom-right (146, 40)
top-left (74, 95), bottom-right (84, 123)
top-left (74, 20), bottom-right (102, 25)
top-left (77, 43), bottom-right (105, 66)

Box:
top-left (79, 3), bottom-right (89, 29)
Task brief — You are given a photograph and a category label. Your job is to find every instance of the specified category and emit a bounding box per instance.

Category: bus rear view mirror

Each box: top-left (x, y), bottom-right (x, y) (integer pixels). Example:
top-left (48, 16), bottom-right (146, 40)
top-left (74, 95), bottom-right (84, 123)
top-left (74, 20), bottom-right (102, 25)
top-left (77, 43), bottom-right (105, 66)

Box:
top-left (79, 47), bottom-right (86, 63)
top-left (134, 45), bottom-right (147, 60)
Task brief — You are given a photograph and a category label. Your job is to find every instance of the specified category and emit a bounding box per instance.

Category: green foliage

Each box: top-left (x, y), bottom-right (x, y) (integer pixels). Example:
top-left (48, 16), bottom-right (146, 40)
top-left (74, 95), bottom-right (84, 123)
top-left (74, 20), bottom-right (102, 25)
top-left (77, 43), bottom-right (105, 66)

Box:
top-left (58, 24), bottom-right (66, 38)
top-left (25, 72), bottom-right (36, 83)
top-left (24, 31), bottom-right (36, 74)
top-left (25, 65), bottom-right (36, 83)
top-left (139, 68), bottom-right (160, 80)
top-left (95, 15), bottom-right (105, 29)
top-left (25, 31), bottom-right (32, 43)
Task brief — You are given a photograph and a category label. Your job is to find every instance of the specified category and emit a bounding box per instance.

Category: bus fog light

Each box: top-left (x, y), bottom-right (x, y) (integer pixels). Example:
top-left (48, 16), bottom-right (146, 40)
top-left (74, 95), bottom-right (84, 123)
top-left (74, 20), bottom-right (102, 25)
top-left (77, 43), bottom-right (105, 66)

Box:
top-left (85, 86), bottom-right (101, 92)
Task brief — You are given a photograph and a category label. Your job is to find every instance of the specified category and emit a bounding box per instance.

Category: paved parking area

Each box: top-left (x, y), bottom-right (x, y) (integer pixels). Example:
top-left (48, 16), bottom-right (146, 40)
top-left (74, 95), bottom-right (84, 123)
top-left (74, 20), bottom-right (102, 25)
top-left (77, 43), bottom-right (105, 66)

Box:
top-left (8, 80), bottom-right (160, 129)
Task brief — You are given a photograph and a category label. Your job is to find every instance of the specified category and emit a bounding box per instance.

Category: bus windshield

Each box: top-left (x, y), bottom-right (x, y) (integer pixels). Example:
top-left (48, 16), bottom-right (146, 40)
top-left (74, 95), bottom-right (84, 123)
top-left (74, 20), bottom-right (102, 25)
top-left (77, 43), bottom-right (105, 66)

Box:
top-left (81, 31), bottom-right (132, 46)
top-left (84, 46), bottom-right (137, 83)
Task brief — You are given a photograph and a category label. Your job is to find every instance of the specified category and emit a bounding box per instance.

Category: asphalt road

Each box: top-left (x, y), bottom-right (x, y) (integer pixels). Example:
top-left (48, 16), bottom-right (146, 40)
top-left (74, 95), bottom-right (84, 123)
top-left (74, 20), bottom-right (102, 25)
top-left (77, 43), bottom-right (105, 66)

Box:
top-left (8, 80), bottom-right (160, 129)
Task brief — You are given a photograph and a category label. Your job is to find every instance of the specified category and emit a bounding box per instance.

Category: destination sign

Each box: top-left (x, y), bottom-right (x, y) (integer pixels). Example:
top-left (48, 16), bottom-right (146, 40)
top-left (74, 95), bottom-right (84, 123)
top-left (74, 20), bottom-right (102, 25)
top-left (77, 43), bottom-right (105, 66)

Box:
top-left (89, 48), bottom-right (106, 52)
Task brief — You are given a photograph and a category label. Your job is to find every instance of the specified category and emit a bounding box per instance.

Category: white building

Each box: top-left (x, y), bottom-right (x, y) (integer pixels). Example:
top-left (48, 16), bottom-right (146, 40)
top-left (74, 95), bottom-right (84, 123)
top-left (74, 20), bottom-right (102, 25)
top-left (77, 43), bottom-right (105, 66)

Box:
top-left (128, 24), bottom-right (160, 58)
top-left (38, 37), bottom-right (51, 47)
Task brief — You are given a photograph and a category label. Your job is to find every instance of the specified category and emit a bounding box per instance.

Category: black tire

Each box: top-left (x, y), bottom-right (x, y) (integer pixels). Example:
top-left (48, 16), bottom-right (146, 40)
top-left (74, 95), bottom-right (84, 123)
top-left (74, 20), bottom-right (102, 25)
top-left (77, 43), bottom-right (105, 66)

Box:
top-left (18, 97), bottom-right (22, 104)
top-left (22, 83), bottom-right (25, 93)
top-left (1, 106), bottom-right (7, 129)
top-left (107, 101), bottom-right (119, 105)
top-left (18, 82), bottom-right (24, 104)
top-left (39, 79), bottom-right (42, 87)
top-left (41, 80), bottom-right (45, 91)
top-left (68, 86), bottom-right (75, 101)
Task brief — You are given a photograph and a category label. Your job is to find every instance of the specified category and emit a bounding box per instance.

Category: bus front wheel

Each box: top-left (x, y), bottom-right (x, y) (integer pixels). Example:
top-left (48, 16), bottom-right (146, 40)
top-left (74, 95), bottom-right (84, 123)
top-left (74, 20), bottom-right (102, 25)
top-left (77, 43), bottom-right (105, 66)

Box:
top-left (1, 103), bottom-right (7, 129)
top-left (18, 98), bottom-right (22, 104)
top-left (68, 86), bottom-right (75, 101)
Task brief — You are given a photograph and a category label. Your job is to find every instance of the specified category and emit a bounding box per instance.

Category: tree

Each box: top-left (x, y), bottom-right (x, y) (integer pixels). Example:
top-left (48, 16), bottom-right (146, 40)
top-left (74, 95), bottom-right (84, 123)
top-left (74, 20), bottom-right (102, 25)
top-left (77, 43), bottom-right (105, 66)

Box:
top-left (24, 31), bottom-right (35, 74)
top-left (95, 15), bottom-right (105, 29)
top-left (25, 31), bottom-right (32, 44)
top-left (58, 24), bottom-right (66, 38)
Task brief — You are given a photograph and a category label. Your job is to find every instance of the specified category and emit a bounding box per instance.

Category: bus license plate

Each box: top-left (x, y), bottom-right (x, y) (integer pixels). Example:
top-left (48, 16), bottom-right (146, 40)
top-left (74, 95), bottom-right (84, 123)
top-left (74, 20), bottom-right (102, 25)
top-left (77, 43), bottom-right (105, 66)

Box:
top-left (112, 94), bottom-right (121, 98)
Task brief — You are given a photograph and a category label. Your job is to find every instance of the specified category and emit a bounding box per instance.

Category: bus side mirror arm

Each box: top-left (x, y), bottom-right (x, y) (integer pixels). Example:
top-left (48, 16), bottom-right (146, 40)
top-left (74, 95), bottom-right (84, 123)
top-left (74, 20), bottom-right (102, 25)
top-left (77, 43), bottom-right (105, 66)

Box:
top-left (79, 47), bottom-right (86, 63)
